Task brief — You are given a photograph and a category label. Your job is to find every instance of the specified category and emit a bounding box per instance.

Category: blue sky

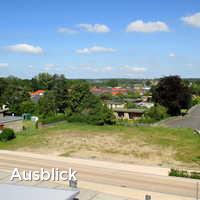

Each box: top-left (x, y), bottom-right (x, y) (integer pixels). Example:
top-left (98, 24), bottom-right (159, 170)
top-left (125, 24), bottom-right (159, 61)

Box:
top-left (0, 0), bottom-right (200, 79)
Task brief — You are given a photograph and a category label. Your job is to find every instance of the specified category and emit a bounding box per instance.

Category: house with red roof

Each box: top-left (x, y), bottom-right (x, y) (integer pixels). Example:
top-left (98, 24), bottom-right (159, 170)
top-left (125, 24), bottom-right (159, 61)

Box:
top-left (30, 90), bottom-right (46, 102)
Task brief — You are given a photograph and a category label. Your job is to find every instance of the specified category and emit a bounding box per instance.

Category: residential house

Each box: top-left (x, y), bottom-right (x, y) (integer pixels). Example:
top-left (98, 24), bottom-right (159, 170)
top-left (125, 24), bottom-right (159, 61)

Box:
top-left (113, 108), bottom-right (144, 120)
top-left (30, 90), bottom-right (45, 102)
top-left (105, 100), bottom-right (126, 109)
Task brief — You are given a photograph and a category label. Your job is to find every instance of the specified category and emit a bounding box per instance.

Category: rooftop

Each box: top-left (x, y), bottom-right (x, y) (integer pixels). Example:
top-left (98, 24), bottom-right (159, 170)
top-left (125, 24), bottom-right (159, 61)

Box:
top-left (31, 90), bottom-right (45, 96)
top-left (113, 108), bottom-right (144, 113)
top-left (0, 184), bottom-right (79, 200)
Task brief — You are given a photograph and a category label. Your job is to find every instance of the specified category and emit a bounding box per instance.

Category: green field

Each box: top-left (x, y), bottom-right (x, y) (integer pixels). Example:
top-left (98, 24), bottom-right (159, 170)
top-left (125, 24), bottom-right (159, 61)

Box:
top-left (0, 121), bottom-right (200, 169)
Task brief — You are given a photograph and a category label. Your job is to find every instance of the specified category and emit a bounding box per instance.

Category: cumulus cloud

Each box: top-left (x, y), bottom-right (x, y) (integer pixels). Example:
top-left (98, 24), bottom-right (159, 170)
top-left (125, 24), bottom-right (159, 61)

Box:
top-left (0, 63), bottom-right (8, 68)
top-left (76, 46), bottom-right (116, 54)
top-left (181, 12), bottom-right (200, 28)
top-left (57, 27), bottom-right (78, 34)
top-left (78, 23), bottom-right (110, 33)
top-left (126, 20), bottom-right (169, 33)
top-left (5, 43), bottom-right (43, 54)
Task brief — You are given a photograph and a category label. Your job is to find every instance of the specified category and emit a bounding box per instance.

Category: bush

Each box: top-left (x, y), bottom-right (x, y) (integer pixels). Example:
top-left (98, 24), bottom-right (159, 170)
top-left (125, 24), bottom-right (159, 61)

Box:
top-left (0, 128), bottom-right (16, 142)
top-left (169, 168), bottom-right (200, 179)
top-left (192, 96), bottom-right (200, 105)
top-left (145, 104), bottom-right (168, 122)
top-left (40, 114), bottom-right (66, 124)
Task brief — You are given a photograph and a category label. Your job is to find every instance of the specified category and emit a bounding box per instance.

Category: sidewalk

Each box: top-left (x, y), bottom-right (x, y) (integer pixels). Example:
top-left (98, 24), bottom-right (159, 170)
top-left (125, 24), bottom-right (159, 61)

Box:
top-left (0, 150), bottom-right (169, 176)
top-left (0, 169), bottom-right (195, 200)
top-left (0, 170), bottom-right (134, 200)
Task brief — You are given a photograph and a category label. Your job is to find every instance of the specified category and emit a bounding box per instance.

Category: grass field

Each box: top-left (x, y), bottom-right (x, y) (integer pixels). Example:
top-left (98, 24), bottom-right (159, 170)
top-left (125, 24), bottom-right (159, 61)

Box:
top-left (0, 121), bottom-right (200, 169)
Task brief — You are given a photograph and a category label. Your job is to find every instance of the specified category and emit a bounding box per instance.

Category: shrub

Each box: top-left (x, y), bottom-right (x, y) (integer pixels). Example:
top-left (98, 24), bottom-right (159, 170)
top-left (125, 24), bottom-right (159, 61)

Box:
top-left (40, 114), bottom-right (66, 124)
top-left (192, 96), bottom-right (200, 105)
top-left (145, 104), bottom-right (168, 122)
top-left (0, 128), bottom-right (16, 142)
top-left (169, 168), bottom-right (200, 180)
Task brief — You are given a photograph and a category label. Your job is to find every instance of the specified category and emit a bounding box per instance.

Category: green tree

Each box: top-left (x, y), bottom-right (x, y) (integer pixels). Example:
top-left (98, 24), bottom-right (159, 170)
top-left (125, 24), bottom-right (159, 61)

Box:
top-left (192, 96), bottom-right (200, 105)
top-left (2, 85), bottom-right (30, 115)
top-left (145, 104), bottom-right (168, 121)
top-left (31, 73), bottom-right (53, 90)
top-left (20, 100), bottom-right (38, 114)
top-left (106, 79), bottom-right (119, 87)
top-left (152, 76), bottom-right (192, 116)
top-left (66, 82), bottom-right (115, 125)
top-left (38, 91), bottom-right (57, 118)
top-left (51, 74), bottom-right (69, 113)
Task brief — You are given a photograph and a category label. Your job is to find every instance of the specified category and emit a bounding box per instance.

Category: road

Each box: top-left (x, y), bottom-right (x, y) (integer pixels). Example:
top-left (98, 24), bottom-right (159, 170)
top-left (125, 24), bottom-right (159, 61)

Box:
top-left (0, 150), bottom-right (199, 200)
top-left (158, 105), bottom-right (200, 129)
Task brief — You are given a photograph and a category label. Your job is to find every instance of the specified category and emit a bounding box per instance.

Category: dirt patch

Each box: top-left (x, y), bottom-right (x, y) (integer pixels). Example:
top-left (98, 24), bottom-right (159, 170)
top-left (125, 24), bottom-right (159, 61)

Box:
top-left (17, 130), bottom-right (180, 167)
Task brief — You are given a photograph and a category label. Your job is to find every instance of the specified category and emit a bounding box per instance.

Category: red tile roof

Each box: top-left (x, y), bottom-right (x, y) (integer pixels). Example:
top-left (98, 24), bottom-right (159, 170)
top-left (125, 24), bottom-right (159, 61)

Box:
top-left (31, 90), bottom-right (45, 96)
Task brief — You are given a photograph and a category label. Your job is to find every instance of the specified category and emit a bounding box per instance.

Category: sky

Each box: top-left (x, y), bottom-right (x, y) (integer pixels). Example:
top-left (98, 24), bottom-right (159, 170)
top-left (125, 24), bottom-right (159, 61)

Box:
top-left (0, 0), bottom-right (200, 79)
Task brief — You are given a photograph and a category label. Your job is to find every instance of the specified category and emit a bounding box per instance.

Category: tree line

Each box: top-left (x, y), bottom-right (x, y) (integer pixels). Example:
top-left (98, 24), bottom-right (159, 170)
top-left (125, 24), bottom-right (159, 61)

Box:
top-left (0, 73), bottom-right (115, 125)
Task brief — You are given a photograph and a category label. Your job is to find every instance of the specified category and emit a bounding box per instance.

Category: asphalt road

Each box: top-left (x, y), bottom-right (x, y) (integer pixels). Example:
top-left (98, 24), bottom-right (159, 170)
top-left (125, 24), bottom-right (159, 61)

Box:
top-left (160, 105), bottom-right (200, 129)
top-left (0, 151), bottom-right (198, 200)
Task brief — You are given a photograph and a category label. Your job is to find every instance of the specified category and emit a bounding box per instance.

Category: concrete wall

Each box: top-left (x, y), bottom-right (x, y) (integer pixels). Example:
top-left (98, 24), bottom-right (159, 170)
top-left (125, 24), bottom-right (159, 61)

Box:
top-left (3, 120), bottom-right (23, 132)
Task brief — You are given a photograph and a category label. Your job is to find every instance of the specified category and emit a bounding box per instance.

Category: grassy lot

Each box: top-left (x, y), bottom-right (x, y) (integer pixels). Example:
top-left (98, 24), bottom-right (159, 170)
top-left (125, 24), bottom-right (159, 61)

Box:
top-left (0, 121), bottom-right (200, 169)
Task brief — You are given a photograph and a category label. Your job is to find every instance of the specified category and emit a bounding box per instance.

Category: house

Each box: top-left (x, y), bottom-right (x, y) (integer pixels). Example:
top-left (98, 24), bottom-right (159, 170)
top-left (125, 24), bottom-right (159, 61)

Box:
top-left (105, 100), bottom-right (126, 109)
top-left (136, 102), bottom-right (154, 109)
top-left (113, 108), bottom-right (144, 120)
top-left (90, 87), bottom-right (130, 96)
top-left (111, 87), bottom-right (129, 95)
top-left (30, 90), bottom-right (45, 102)
top-left (0, 110), bottom-right (23, 132)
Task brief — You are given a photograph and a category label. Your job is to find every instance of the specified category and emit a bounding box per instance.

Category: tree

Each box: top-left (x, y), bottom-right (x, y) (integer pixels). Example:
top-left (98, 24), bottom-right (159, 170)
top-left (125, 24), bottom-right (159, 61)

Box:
top-left (145, 104), bottom-right (168, 121)
top-left (152, 76), bottom-right (192, 116)
top-left (0, 78), bottom-right (7, 107)
top-left (31, 73), bottom-right (53, 90)
top-left (192, 96), bottom-right (200, 105)
top-left (106, 79), bottom-right (119, 87)
top-left (51, 74), bottom-right (69, 113)
top-left (20, 100), bottom-right (38, 114)
top-left (66, 81), bottom-right (115, 125)
top-left (2, 85), bottom-right (30, 115)
top-left (38, 91), bottom-right (57, 118)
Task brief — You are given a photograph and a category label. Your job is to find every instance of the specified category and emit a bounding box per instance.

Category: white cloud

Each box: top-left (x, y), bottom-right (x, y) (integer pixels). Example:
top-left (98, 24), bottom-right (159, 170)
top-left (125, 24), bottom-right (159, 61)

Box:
top-left (57, 27), bottom-right (78, 34)
top-left (5, 43), bottom-right (43, 54)
top-left (181, 12), bottom-right (200, 28)
top-left (0, 63), bottom-right (8, 68)
top-left (169, 53), bottom-right (176, 57)
top-left (78, 23), bottom-right (110, 33)
top-left (120, 66), bottom-right (147, 73)
top-left (126, 20), bottom-right (169, 33)
top-left (186, 63), bottom-right (193, 67)
top-left (76, 46), bottom-right (116, 54)
top-left (45, 64), bottom-right (57, 68)
top-left (44, 64), bottom-right (57, 71)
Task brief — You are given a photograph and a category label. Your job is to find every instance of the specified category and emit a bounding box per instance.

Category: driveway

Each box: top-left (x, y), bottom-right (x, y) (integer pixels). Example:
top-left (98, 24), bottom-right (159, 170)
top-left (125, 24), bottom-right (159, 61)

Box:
top-left (158, 105), bottom-right (200, 129)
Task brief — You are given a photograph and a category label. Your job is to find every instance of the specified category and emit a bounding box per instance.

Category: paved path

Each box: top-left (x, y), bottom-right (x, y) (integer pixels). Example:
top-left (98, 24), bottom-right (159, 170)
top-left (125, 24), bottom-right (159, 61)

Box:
top-left (0, 150), bottom-right (199, 200)
top-left (158, 105), bottom-right (200, 129)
